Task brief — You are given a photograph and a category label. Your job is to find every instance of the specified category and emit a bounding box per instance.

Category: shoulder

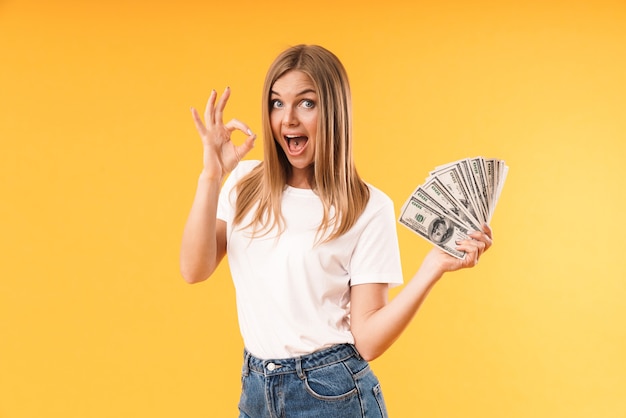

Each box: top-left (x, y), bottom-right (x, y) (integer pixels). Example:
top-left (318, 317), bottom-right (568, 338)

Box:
top-left (221, 160), bottom-right (262, 201)
top-left (231, 159), bottom-right (262, 180)
top-left (223, 160), bottom-right (262, 188)
top-left (352, 183), bottom-right (395, 227)
top-left (365, 183), bottom-right (394, 211)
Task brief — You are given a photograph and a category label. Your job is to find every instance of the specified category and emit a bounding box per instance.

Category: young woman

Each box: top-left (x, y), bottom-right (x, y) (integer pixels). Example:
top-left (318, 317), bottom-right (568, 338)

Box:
top-left (180, 44), bottom-right (492, 418)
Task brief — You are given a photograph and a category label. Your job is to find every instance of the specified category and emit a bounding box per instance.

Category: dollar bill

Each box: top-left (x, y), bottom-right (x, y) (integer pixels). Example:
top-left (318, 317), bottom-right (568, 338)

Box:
top-left (399, 196), bottom-right (470, 259)
top-left (417, 178), bottom-right (481, 231)
top-left (428, 163), bottom-right (482, 226)
top-left (470, 157), bottom-right (490, 219)
top-left (458, 159), bottom-right (487, 224)
top-left (483, 158), bottom-right (497, 219)
top-left (496, 161), bottom-right (509, 209)
top-left (400, 156), bottom-right (508, 258)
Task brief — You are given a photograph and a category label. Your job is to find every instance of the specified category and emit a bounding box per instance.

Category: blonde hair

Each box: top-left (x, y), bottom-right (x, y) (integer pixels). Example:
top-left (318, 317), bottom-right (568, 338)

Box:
top-left (233, 44), bottom-right (370, 242)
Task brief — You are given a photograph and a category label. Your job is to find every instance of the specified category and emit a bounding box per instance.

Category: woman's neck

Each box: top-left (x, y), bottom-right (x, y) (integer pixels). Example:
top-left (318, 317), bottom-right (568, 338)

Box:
top-left (287, 167), bottom-right (314, 189)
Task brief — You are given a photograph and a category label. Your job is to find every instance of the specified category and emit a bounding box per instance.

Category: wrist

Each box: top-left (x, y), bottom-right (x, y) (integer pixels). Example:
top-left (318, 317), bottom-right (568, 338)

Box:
top-left (198, 170), bottom-right (223, 184)
top-left (416, 251), bottom-right (447, 284)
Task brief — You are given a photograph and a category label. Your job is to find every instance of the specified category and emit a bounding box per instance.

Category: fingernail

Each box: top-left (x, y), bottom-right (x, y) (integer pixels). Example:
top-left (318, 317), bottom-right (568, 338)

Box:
top-left (247, 128), bottom-right (253, 135)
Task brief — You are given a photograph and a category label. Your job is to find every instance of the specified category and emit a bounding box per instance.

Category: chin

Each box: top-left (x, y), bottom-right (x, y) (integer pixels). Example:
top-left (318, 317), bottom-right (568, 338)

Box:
top-left (288, 157), bottom-right (314, 169)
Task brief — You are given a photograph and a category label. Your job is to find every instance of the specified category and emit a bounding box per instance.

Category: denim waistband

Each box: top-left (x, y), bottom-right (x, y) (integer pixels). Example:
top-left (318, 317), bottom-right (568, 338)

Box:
top-left (242, 344), bottom-right (362, 377)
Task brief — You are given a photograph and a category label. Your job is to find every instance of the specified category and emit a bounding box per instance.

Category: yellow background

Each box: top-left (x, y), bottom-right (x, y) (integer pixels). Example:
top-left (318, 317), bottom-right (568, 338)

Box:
top-left (1, 0), bottom-right (625, 417)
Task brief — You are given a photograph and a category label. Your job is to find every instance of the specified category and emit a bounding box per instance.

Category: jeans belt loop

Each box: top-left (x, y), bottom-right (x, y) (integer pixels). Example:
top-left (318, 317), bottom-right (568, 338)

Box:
top-left (295, 357), bottom-right (305, 380)
top-left (349, 344), bottom-right (362, 360)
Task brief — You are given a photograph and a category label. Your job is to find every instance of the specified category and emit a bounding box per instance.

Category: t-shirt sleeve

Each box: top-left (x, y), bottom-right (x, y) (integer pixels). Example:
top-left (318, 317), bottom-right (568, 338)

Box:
top-left (349, 190), bottom-right (404, 287)
top-left (216, 160), bottom-right (260, 222)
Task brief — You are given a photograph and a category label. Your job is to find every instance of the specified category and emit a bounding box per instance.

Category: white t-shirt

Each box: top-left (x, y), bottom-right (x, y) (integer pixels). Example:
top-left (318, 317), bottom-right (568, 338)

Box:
top-left (217, 160), bottom-right (403, 359)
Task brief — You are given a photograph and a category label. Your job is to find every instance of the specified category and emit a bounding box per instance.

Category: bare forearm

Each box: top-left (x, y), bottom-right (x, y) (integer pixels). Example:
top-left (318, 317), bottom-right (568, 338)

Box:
top-left (352, 262), bottom-right (444, 361)
top-left (179, 172), bottom-right (223, 283)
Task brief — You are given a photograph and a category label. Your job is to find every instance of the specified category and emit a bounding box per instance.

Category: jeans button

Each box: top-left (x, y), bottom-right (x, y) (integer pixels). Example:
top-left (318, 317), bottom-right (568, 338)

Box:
top-left (266, 362), bottom-right (276, 371)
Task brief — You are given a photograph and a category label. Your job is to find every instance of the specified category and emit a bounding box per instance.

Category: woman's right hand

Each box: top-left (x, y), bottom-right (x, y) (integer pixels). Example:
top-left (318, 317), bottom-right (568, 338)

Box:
top-left (191, 87), bottom-right (256, 180)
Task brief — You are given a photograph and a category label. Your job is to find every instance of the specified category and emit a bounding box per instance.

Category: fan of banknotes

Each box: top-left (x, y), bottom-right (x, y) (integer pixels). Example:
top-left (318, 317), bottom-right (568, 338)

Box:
top-left (398, 157), bottom-right (508, 259)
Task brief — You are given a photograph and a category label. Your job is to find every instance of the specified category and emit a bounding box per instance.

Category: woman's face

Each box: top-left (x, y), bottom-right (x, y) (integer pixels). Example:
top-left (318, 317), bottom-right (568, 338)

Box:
top-left (270, 70), bottom-right (318, 187)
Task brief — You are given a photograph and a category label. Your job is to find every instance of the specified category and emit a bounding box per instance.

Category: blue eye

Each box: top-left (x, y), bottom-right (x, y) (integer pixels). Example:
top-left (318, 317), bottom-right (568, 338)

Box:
top-left (301, 99), bottom-right (315, 109)
top-left (270, 99), bottom-right (283, 108)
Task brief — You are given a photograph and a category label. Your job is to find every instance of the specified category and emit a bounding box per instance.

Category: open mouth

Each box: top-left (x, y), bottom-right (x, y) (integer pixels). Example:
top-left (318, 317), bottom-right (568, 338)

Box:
top-left (285, 135), bottom-right (308, 154)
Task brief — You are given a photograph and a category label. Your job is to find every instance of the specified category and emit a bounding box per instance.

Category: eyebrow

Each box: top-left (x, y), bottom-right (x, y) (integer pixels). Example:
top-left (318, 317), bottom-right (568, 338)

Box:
top-left (270, 88), bottom-right (317, 97)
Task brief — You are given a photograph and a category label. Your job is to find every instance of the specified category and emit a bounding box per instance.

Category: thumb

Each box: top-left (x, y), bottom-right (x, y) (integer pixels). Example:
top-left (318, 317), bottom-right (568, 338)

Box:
top-left (236, 131), bottom-right (257, 160)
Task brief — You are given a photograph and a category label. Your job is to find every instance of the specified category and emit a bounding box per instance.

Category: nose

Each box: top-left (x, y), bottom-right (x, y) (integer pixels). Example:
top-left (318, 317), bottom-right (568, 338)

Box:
top-left (282, 106), bottom-right (298, 127)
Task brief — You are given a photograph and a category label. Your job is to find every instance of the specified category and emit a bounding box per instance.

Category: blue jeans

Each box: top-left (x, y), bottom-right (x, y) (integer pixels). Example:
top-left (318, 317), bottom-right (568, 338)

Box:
top-left (238, 344), bottom-right (389, 418)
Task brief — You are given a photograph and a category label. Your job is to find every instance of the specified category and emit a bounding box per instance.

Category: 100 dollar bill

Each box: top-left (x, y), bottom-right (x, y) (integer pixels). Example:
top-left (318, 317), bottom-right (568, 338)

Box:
top-left (399, 196), bottom-right (470, 259)
top-left (419, 178), bottom-right (481, 231)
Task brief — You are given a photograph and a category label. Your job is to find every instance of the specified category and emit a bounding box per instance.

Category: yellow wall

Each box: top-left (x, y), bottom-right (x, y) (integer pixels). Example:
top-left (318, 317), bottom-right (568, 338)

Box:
top-left (1, 0), bottom-right (625, 416)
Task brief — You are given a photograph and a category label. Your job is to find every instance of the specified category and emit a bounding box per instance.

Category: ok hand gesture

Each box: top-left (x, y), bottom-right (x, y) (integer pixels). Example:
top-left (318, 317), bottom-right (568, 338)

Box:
top-left (191, 87), bottom-right (257, 180)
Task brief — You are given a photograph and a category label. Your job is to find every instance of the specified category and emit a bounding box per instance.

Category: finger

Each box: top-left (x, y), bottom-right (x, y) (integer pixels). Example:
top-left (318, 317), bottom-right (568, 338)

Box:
top-left (482, 223), bottom-right (493, 239)
top-left (224, 118), bottom-right (253, 136)
top-left (225, 119), bottom-right (257, 159)
top-left (236, 131), bottom-right (257, 160)
top-left (481, 226), bottom-right (493, 250)
top-left (455, 240), bottom-right (483, 265)
top-left (475, 240), bottom-right (487, 257)
top-left (214, 86), bottom-right (231, 125)
top-left (484, 233), bottom-right (493, 251)
top-left (468, 228), bottom-right (493, 250)
top-left (190, 107), bottom-right (207, 135)
top-left (467, 243), bottom-right (481, 266)
top-left (222, 117), bottom-right (257, 160)
top-left (204, 90), bottom-right (217, 125)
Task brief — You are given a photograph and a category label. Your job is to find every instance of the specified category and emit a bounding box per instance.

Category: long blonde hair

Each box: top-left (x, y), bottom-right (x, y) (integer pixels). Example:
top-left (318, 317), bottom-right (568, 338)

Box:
top-left (233, 44), bottom-right (370, 242)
